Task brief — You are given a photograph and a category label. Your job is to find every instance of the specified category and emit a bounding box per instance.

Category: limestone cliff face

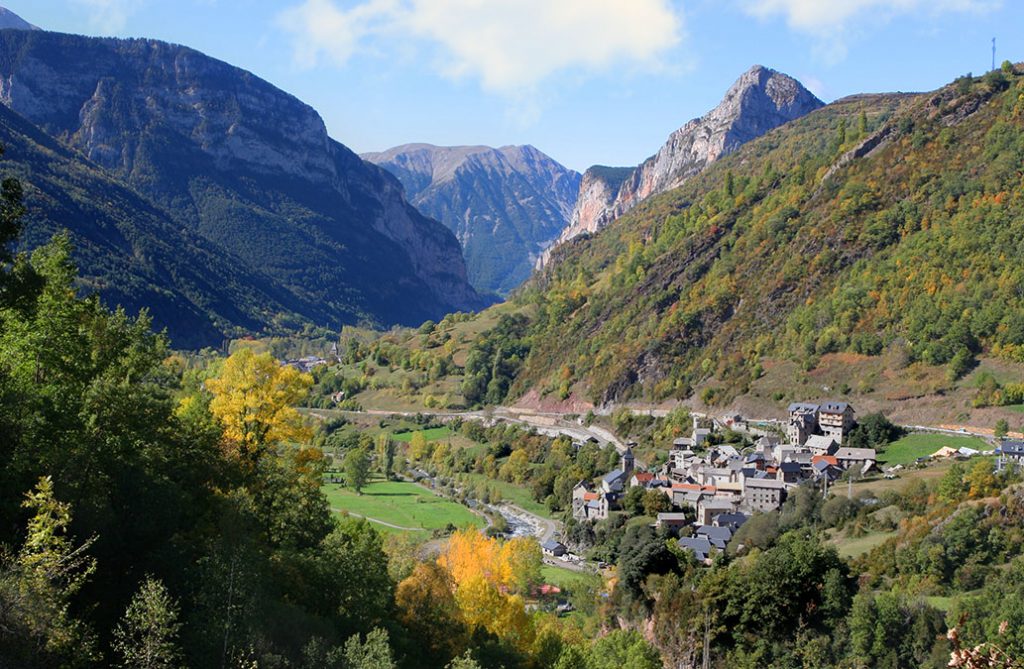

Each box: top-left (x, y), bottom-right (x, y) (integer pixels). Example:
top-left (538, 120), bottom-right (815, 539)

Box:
top-left (0, 30), bottom-right (484, 324)
top-left (539, 165), bottom-right (632, 267)
top-left (545, 66), bottom-right (822, 265)
top-left (363, 143), bottom-right (579, 295)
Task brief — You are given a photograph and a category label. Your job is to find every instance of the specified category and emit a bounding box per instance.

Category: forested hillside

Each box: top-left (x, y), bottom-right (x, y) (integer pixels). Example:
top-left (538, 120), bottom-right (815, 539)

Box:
top-left (502, 65), bottom-right (1024, 406)
top-left (0, 102), bottom-right (309, 349)
top-left (0, 29), bottom-right (486, 348)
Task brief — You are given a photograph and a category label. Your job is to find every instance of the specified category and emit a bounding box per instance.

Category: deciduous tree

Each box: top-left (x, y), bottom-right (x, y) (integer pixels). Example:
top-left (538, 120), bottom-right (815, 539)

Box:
top-left (207, 348), bottom-right (312, 464)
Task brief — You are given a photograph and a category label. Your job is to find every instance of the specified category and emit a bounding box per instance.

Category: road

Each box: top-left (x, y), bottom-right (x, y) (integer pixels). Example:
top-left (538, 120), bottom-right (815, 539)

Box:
top-left (310, 406), bottom-right (626, 452)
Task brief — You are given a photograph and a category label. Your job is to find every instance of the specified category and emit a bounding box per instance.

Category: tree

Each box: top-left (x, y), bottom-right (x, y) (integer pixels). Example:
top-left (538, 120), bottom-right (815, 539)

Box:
top-left (642, 489), bottom-right (672, 517)
top-left (622, 486), bottom-right (645, 515)
top-left (589, 630), bottom-right (662, 669)
top-left (206, 347), bottom-right (313, 465)
top-left (995, 419), bottom-right (1010, 439)
top-left (343, 628), bottom-right (396, 669)
top-left (500, 449), bottom-right (531, 484)
top-left (376, 433), bottom-right (395, 479)
top-left (0, 477), bottom-right (98, 665)
top-left (409, 431), bottom-right (431, 461)
top-left (499, 538), bottom-right (542, 594)
top-left (966, 459), bottom-right (998, 499)
top-left (396, 562), bottom-right (467, 665)
top-left (113, 577), bottom-right (184, 669)
top-left (445, 651), bottom-right (483, 669)
top-left (345, 448), bottom-right (371, 494)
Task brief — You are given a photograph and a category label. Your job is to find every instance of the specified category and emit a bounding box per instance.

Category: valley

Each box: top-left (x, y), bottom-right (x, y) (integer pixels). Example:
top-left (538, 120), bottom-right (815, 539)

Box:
top-left (3, 2), bottom-right (1024, 667)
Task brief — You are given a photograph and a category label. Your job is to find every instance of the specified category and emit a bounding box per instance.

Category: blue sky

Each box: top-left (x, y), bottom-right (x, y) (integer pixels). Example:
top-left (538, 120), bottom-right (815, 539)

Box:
top-left (9, 0), bottom-right (1024, 172)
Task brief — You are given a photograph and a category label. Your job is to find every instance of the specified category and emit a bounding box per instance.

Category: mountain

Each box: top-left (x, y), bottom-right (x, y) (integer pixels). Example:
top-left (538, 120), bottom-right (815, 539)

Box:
top-left (362, 143), bottom-right (580, 295)
top-left (542, 65), bottom-right (822, 265)
top-left (0, 6), bottom-right (37, 31)
top-left (492, 66), bottom-right (1024, 406)
top-left (0, 102), bottom-right (306, 349)
top-left (0, 30), bottom-right (486, 346)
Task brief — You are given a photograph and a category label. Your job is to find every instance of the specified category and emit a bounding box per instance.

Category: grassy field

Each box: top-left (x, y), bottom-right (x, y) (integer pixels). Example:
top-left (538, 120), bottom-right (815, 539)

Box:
top-left (323, 479), bottom-right (482, 535)
top-left (459, 472), bottom-right (554, 519)
top-left (878, 433), bottom-right (988, 466)
top-left (541, 564), bottom-right (601, 591)
top-left (830, 530), bottom-right (897, 558)
top-left (391, 426), bottom-right (453, 442)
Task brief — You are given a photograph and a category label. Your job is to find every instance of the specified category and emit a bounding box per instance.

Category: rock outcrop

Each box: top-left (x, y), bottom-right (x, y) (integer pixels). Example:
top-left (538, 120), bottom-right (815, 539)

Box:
top-left (0, 30), bottom-right (485, 338)
top-left (544, 65), bottom-right (822, 265)
top-left (363, 144), bottom-right (580, 295)
top-left (0, 6), bottom-right (38, 31)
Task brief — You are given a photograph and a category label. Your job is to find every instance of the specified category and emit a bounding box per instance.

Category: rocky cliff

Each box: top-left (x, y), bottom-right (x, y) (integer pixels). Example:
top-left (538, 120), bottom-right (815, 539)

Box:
top-left (0, 30), bottom-right (485, 338)
top-left (545, 65), bottom-right (822, 264)
top-left (363, 143), bottom-right (580, 295)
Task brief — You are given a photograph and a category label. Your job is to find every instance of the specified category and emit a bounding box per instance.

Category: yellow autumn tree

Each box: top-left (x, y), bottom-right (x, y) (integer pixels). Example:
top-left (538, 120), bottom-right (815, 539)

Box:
top-left (206, 347), bottom-right (313, 464)
top-left (436, 530), bottom-right (541, 651)
top-left (438, 529), bottom-right (501, 586)
top-left (395, 562), bottom-right (467, 663)
top-left (453, 575), bottom-right (534, 651)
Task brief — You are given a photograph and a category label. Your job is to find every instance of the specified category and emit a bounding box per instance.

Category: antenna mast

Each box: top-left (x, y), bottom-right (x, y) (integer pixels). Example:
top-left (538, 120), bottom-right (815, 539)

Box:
top-left (992, 37), bottom-right (996, 71)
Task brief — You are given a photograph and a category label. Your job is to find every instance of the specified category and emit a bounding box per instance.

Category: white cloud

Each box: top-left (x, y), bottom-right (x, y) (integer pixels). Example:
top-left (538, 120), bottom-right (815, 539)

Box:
top-left (73, 0), bottom-right (142, 34)
top-left (740, 0), bottom-right (999, 31)
top-left (741, 0), bottom-right (999, 57)
top-left (277, 0), bottom-right (683, 94)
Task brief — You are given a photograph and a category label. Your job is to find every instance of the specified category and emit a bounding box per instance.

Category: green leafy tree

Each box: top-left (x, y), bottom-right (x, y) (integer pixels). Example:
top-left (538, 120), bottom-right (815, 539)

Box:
top-left (445, 651), bottom-right (483, 669)
top-left (113, 577), bottom-right (184, 669)
top-left (642, 489), bottom-right (672, 517)
top-left (345, 448), bottom-right (371, 494)
top-left (343, 628), bottom-right (396, 669)
top-left (376, 433), bottom-right (395, 480)
top-left (0, 477), bottom-right (98, 666)
top-left (589, 630), bottom-right (662, 669)
top-left (995, 419), bottom-right (1010, 439)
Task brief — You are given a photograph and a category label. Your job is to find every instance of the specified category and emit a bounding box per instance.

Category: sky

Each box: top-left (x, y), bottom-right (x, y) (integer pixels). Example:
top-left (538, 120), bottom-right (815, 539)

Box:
top-left (9, 0), bottom-right (1024, 172)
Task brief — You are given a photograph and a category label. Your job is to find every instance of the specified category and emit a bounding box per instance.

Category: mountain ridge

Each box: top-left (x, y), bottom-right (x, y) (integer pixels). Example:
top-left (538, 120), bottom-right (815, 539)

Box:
top-left (0, 29), bottom-right (486, 345)
top-left (541, 65), bottom-right (823, 267)
top-left (364, 142), bottom-right (580, 295)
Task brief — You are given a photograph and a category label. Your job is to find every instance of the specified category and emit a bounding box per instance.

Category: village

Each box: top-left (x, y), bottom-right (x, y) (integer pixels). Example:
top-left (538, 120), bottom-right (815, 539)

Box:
top-left (545, 401), bottom-right (983, 565)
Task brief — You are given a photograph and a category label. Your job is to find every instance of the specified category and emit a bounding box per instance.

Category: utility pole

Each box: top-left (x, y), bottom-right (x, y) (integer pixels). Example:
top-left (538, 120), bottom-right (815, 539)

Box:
top-left (992, 37), bottom-right (996, 71)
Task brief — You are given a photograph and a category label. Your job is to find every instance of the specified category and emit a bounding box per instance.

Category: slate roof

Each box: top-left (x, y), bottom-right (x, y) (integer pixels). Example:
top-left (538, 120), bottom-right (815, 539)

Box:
top-left (677, 537), bottom-right (713, 561)
top-left (997, 441), bottom-right (1024, 456)
top-left (835, 447), bottom-right (877, 460)
top-left (819, 401), bottom-right (851, 414)
top-left (541, 540), bottom-right (565, 552)
top-left (602, 469), bottom-right (625, 483)
top-left (714, 512), bottom-right (748, 528)
top-left (788, 402), bottom-right (820, 413)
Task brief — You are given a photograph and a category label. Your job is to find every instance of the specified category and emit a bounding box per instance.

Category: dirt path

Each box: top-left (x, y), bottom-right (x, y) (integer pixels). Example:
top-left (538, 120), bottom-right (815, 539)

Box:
top-left (331, 510), bottom-right (421, 531)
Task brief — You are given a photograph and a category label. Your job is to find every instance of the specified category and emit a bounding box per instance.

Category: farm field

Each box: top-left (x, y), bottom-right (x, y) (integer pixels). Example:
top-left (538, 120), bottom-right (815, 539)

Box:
top-left (540, 564), bottom-right (601, 592)
top-left (458, 471), bottom-right (554, 519)
top-left (391, 426), bottom-right (453, 442)
top-left (323, 479), bottom-right (483, 535)
top-left (878, 432), bottom-right (988, 466)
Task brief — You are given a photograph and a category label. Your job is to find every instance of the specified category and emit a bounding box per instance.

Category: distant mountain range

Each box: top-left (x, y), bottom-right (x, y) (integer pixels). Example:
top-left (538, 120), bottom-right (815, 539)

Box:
top-left (542, 65), bottom-right (823, 266)
top-left (0, 19), bottom-right (486, 347)
top-left (363, 144), bottom-right (580, 295)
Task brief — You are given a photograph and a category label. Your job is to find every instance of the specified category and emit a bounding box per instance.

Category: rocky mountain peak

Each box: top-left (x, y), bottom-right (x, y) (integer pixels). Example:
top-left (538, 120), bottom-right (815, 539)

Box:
top-left (0, 6), bottom-right (38, 31)
top-left (543, 65), bottom-right (822, 266)
top-left (364, 143), bottom-right (580, 295)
